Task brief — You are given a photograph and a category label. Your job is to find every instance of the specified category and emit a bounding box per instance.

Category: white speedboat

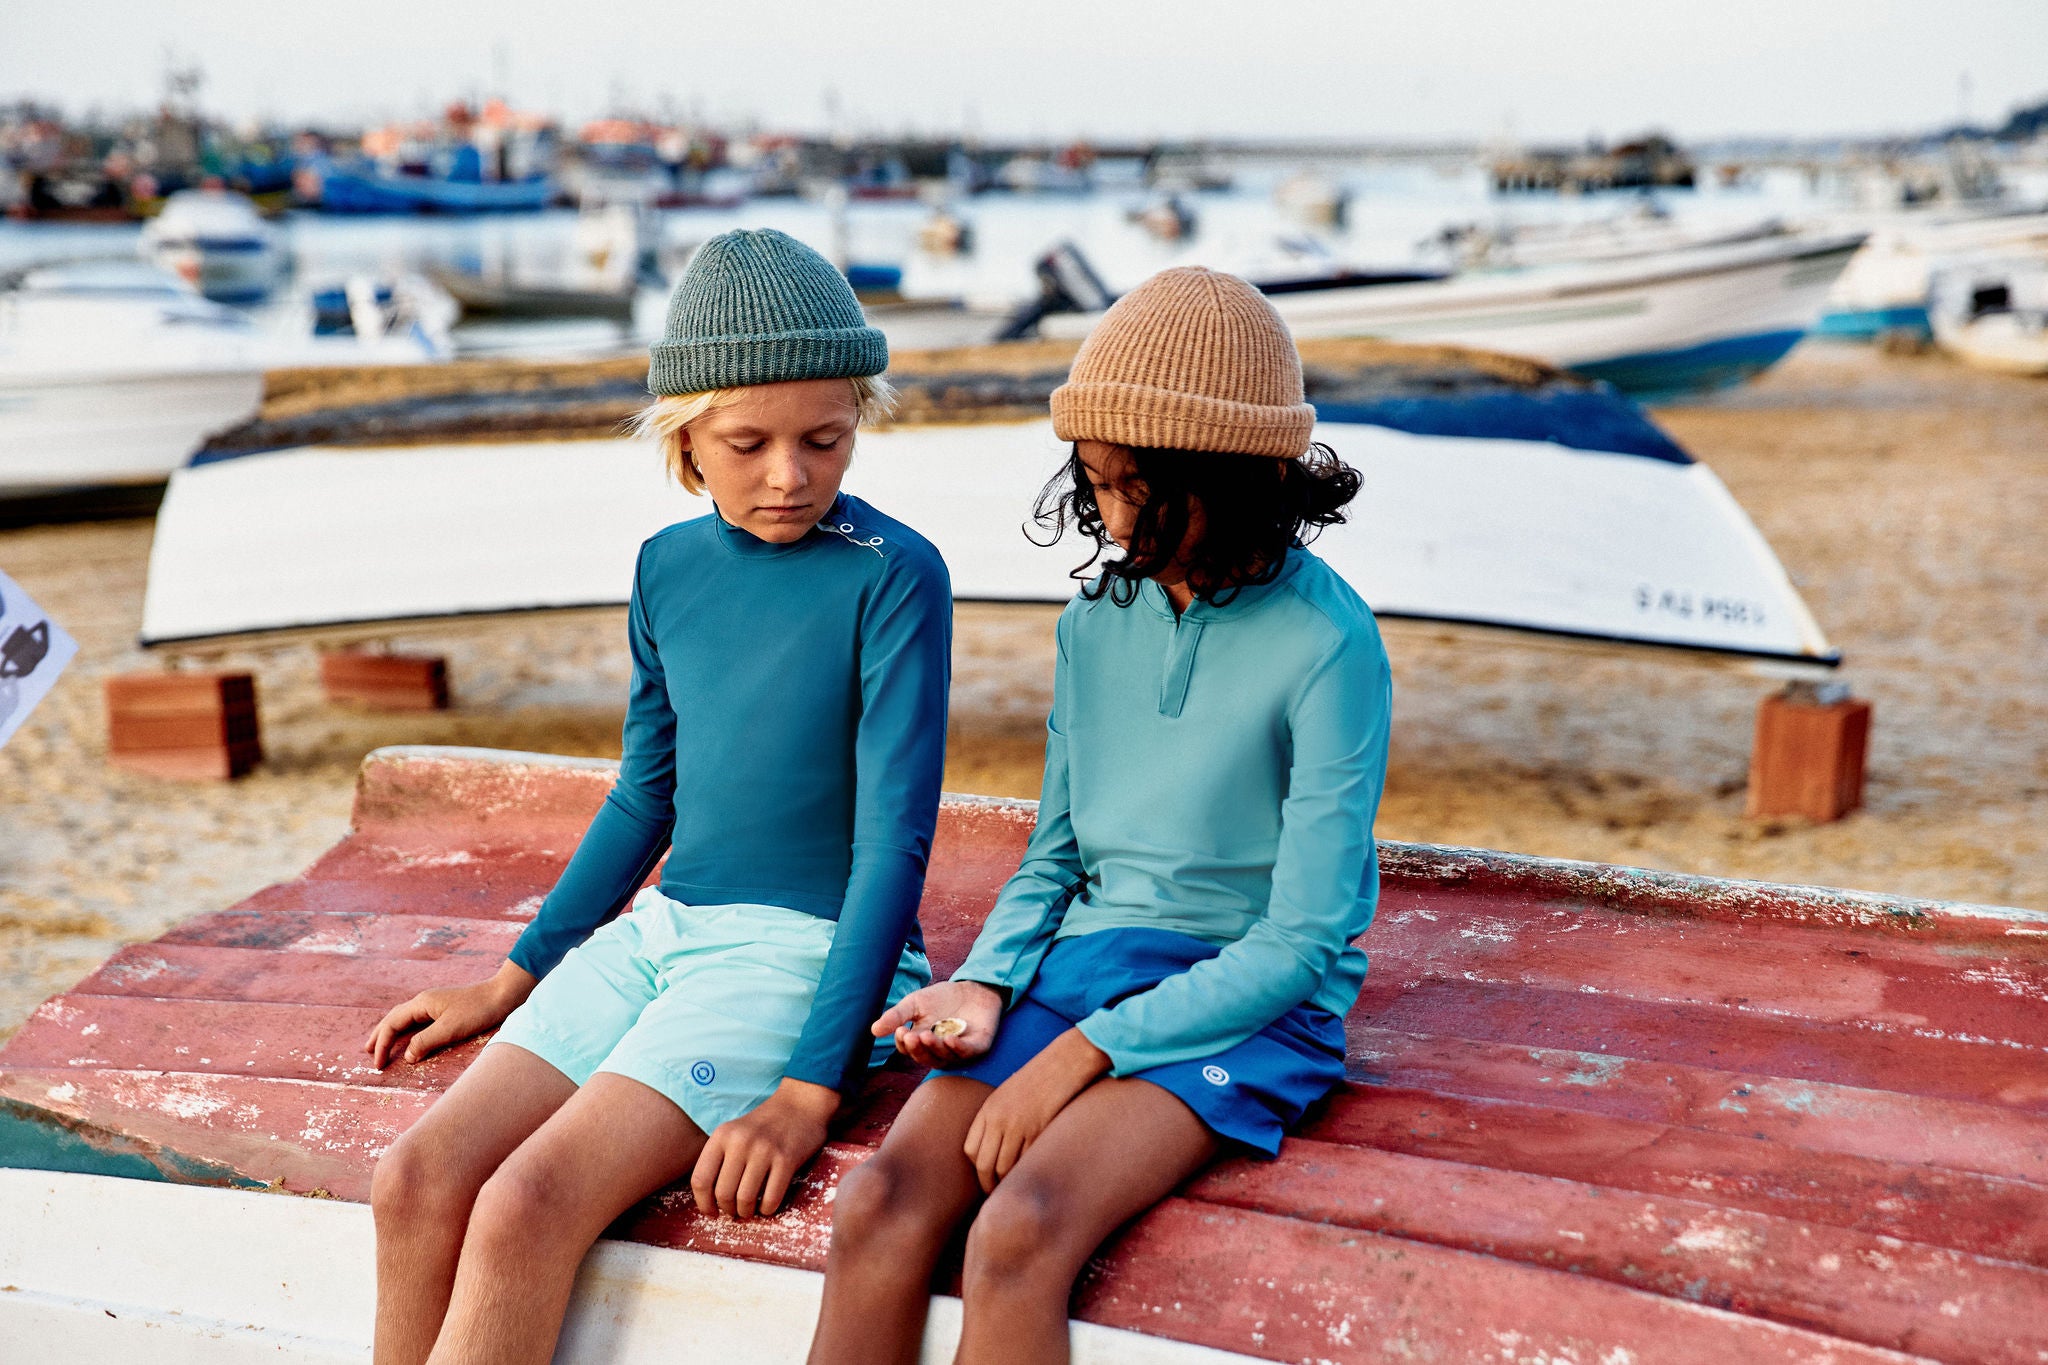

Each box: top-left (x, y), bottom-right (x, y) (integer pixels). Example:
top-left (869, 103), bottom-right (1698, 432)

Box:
top-left (1816, 208), bottom-right (2048, 342)
top-left (0, 262), bottom-right (448, 506)
top-left (1044, 232), bottom-right (1864, 400)
top-left (1929, 258), bottom-right (2048, 375)
top-left (138, 188), bottom-right (288, 303)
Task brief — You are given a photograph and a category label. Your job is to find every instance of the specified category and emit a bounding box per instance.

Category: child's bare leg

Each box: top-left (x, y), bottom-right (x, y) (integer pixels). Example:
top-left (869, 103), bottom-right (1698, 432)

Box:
top-left (372, 1043), bottom-right (577, 1365)
top-left (809, 1076), bottom-right (991, 1365)
top-left (956, 1078), bottom-right (1218, 1365)
top-left (424, 1072), bottom-right (707, 1365)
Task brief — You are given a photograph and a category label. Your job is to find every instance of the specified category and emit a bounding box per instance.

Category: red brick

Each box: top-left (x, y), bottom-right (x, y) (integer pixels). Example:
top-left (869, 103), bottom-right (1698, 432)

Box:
top-left (1746, 691), bottom-right (1872, 821)
top-left (320, 652), bottom-right (449, 711)
top-left (105, 671), bottom-right (262, 781)
top-left (109, 741), bottom-right (263, 781)
top-left (102, 672), bottom-right (256, 718)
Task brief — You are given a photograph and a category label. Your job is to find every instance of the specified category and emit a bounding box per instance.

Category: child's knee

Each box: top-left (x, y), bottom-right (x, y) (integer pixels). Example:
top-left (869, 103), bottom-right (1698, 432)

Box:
top-left (832, 1153), bottom-right (936, 1247)
top-left (963, 1179), bottom-right (1066, 1285)
top-left (371, 1130), bottom-right (456, 1227)
top-left (467, 1154), bottom-right (572, 1247)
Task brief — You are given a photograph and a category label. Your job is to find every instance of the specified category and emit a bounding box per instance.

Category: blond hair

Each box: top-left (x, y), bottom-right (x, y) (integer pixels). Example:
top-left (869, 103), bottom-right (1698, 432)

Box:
top-left (631, 374), bottom-right (897, 495)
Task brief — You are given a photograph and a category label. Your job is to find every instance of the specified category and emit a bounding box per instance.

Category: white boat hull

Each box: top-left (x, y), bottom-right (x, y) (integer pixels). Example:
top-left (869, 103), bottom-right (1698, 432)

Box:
top-left (1045, 235), bottom-right (1862, 397)
top-left (0, 273), bottom-right (442, 500)
top-left (1818, 209), bottom-right (2048, 339)
top-left (0, 1169), bottom-right (1249, 1364)
top-left (1933, 310), bottom-right (2048, 375)
top-left (139, 422), bottom-right (1832, 662)
top-left (0, 369), bottom-right (266, 497)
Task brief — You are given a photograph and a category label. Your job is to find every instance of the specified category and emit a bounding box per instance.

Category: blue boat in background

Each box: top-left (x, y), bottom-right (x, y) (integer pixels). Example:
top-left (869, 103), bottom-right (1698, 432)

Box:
top-left (301, 147), bottom-right (554, 215)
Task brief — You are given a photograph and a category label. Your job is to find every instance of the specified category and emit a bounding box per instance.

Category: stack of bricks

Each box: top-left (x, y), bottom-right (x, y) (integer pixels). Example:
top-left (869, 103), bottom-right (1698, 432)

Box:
top-left (104, 673), bottom-right (262, 781)
top-left (319, 651), bottom-right (450, 711)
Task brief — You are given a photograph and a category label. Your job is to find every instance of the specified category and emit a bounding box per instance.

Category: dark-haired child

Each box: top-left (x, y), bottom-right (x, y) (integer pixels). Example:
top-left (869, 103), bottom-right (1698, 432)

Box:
top-left (807, 267), bottom-right (1391, 1365)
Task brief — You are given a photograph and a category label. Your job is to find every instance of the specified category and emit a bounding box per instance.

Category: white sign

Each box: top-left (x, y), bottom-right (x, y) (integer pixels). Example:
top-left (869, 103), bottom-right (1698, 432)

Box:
top-left (0, 568), bottom-right (78, 749)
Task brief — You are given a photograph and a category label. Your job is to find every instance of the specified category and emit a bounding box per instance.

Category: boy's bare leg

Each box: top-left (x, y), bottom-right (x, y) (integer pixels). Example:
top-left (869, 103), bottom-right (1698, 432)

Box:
top-left (808, 1076), bottom-right (992, 1365)
top-left (955, 1078), bottom-right (1219, 1365)
top-left (372, 1043), bottom-right (578, 1365)
top-left (424, 1072), bottom-right (708, 1365)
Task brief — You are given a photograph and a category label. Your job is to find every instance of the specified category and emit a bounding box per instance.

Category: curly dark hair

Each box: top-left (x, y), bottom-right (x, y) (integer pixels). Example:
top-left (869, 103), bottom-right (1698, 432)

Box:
top-left (1031, 442), bottom-right (1362, 607)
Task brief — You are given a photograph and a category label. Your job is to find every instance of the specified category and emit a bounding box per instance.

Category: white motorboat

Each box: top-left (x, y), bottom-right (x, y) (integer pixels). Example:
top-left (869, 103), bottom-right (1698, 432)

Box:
top-left (1042, 232), bottom-right (1866, 399)
top-left (0, 262), bottom-right (449, 505)
top-left (1929, 258), bottom-right (2048, 375)
top-left (138, 188), bottom-right (288, 303)
top-left (1816, 208), bottom-right (2048, 342)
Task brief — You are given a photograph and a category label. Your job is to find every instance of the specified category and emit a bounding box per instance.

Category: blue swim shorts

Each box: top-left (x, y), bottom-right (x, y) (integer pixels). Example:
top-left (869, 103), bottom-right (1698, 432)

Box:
top-left (491, 888), bottom-right (930, 1134)
top-left (943, 926), bottom-right (1346, 1157)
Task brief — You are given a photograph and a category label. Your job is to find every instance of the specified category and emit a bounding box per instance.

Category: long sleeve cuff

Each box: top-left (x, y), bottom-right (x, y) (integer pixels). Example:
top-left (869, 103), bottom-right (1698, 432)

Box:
top-left (783, 844), bottom-right (927, 1093)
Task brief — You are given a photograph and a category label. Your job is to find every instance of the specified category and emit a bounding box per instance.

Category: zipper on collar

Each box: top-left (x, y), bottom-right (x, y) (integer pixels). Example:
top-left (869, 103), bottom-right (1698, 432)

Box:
top-left (1159, 614), bottom-right (1203, 717)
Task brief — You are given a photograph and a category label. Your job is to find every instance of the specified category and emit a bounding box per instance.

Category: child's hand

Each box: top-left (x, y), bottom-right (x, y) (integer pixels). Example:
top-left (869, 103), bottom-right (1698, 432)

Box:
top-left (874, 980), bottom-right (1004, 1069)
top-left (963, 1028), bottom-right (1110, 1193)
top-left (362, 960), bottom-right (536, 1068)
top-left (692, 1078), bottom-right (838, 1220)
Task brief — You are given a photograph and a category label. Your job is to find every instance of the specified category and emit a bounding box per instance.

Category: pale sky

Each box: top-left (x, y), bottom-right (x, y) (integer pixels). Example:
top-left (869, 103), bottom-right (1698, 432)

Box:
top-left (7, 0), bottom-right (2046, 144)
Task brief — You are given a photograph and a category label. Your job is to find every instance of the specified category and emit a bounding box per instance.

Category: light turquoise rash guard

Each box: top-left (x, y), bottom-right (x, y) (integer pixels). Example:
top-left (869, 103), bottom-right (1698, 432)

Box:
top-left (954, 547), bottom-right (1392, 1076)
top-left (509, 492), bottom-right (952, 1094)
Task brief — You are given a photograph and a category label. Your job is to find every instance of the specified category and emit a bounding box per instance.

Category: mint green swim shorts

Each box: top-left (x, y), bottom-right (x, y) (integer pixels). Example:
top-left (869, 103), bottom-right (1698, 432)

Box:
top-left (490, 888), bottom-right (930, 1134)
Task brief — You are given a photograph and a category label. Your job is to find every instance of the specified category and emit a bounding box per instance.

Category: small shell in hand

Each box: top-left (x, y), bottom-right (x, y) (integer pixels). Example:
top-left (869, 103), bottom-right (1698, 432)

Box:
top-left (930, 1017), bottom-right (968, 1039)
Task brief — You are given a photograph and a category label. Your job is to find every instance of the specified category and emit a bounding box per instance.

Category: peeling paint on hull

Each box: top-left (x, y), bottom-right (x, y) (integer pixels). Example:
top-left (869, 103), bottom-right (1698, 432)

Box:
top-left (2, 745), bottom-right (2042, 1364)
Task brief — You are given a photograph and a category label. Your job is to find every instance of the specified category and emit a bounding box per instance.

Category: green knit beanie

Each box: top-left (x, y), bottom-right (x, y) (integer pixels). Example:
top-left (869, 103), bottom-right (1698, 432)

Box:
top-left (648, 228), bottom-right (888, 395)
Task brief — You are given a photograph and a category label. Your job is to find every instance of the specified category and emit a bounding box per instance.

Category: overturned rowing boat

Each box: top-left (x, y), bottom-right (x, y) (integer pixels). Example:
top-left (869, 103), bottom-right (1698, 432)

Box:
top-left (2, 745), bottom-right (2044, 1360)
top-left (140, 341), bottom-right (1835, 664)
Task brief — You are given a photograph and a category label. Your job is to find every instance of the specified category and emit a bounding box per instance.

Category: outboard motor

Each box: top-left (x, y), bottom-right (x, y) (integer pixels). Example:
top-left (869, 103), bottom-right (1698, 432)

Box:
top-left (996, 241), bottom-right (1117, 340)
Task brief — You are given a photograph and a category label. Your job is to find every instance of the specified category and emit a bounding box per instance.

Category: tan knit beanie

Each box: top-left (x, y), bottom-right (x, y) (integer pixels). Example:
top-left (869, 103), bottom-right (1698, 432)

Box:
top-left (1050, 266), bottom-right (1315, 459)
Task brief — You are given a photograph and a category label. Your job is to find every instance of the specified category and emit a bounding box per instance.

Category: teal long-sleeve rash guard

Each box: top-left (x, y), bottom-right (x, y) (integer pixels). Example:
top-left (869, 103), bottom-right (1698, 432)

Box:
top-left (954, 547), bottom-right (1392, 1076)
top-left (509, 492), bottom-right (953, 1094)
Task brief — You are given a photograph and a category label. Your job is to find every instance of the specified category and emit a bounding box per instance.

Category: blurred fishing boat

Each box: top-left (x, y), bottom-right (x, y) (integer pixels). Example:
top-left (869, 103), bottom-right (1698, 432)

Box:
top-left (296, 104), bottom-right (560, 215)
top-left (138, 340), bottom-right (1831, 664)
top-left (304, 160), bottom-right (554, 214)
top-left (1041, 232), bottom-right (1866, 399)
top-left (426, 266), bottom-right (637, 321)
top-left (1816, 208), bottom-right (2048, 342)
top-left (4, 741), bottom-right (2041, 1360)
top-left (425, 201), bottom-right (651, 322)
top-left (1273, 170), bottom-right (1349, 229)
top-left (0, 262), bottom-right (448, 516)
top-left (1929, 258), bottom-right (2048, 375)
top-left (138, 187), bottom-right (288, 303)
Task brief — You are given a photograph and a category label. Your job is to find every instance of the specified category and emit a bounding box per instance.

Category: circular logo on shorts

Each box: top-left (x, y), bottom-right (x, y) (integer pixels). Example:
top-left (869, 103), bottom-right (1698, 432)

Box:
top-left (1202, 1064), bottom-right (1230, 1087)
top-left (689, 1060), bottom-right (716, 1086)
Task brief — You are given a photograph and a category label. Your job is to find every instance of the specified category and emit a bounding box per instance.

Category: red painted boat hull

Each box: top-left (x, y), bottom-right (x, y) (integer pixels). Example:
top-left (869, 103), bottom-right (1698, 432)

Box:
top-left (3, 745), bottom-right (2044, 1363)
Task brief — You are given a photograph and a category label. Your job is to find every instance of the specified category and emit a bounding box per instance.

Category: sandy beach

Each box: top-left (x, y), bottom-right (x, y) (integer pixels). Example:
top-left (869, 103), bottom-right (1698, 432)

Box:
top-left (2, 341), bottom-right (2043, 1041)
